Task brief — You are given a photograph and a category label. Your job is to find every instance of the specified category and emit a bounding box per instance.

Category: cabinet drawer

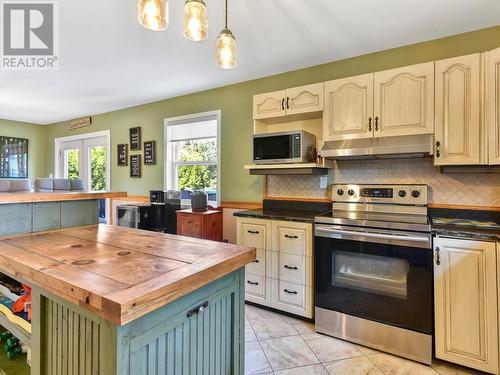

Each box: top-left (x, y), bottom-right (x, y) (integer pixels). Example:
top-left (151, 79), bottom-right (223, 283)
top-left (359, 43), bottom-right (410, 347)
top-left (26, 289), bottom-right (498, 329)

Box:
top-left (273, 280), bottom-right (313, 318)
top-left (276, 253), bottom-right (306, 285)
top-left (177, 215), bottom-right (203, 238)
top-left (276, 227), bottom-right (307, 255)
top-left (241, 223), bottom-right (267, 249)
top-left (245, 273), bottom-right (267, 300)
top-left (245, 249), bottom-right (266, 276)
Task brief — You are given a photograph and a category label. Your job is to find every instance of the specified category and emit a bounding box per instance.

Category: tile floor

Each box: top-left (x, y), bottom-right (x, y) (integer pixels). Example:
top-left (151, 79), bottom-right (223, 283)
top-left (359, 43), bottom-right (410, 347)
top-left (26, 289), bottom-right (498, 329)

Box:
top-left (244, 304), bottom-right (485, 375)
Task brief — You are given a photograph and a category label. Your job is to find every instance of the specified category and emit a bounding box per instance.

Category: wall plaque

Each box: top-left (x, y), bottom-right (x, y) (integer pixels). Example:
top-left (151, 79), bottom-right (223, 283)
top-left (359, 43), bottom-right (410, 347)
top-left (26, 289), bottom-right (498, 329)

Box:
top-left (130, 127), bottom-right (141, 151)
top-left (130, 155), bottom-right (142, 178)
top-left (144, 141), bottom-right (156, 165)
top-left (117, 144), bottom-right (128, 166)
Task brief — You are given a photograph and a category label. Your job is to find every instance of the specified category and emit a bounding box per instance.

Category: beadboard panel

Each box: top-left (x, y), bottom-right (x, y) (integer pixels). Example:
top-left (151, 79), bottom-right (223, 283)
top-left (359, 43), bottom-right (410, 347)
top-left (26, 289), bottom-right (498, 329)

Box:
top-left (267, 158), bottom-right (500, 207)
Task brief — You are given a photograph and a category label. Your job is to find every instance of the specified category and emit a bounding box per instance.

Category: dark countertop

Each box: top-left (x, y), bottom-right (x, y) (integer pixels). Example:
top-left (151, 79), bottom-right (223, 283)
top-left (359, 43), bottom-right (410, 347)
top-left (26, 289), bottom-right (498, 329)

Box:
top-left (233, 199), bottom-right (331, 223)
top-left (430, 207), bottom-right (500, 242)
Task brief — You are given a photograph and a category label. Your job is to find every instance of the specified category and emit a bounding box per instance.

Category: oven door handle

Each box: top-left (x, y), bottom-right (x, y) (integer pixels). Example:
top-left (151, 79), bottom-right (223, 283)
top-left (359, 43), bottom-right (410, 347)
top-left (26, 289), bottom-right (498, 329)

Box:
top-left (315, 226), bottom-right (429, 244)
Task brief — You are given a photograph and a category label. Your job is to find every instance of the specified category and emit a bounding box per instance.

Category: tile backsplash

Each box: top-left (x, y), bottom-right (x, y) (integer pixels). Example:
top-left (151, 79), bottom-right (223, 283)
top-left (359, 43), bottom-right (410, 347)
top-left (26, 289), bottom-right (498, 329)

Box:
top-left (267, 158), bottom-right (500, 207)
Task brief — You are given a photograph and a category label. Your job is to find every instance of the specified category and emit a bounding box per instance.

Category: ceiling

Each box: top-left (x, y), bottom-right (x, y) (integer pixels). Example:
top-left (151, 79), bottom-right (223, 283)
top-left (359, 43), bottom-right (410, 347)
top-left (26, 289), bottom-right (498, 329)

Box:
top-left (2, 0), bottom-right (500, 125)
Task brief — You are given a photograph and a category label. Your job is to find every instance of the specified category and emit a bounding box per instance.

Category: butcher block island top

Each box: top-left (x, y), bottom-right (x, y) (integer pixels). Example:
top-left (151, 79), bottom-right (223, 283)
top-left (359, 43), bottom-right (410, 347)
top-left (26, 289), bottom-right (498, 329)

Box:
top-left (0, 190), bottom-right (127, 204)
top-left (0, 224), bottom-right (255, 325)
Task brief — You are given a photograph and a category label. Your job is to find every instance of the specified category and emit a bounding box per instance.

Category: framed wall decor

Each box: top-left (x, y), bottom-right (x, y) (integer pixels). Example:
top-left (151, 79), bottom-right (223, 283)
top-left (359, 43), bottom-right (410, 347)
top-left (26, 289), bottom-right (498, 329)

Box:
top-left (144, 141), bottom-right (156, 165)
top-left (0, 136), bottom-right (28, 178)
top-left (130, 154), bottom-right (142, 178)
top-left (129, 127), bottom-right (142, 151)
top-left (117, 144), bottom-right (128, 166)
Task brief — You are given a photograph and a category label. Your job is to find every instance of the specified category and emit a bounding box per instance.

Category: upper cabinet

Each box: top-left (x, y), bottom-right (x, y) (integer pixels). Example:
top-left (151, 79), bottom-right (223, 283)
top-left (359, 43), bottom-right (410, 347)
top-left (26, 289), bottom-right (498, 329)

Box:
top-left (323, 74), bottom-right (374, 141)
top-left (434, 54), bottom-right (482, 165)
top-left (373, 62), bottom-right (435, 137)
top-left (487, 47), bottom-right (500, 165)
top-left (252, 83), bottom-right (324, 120)
top-left (253, 90), bottom-right (286, 120)
top-left (322, 62), bottom-right (434, 141)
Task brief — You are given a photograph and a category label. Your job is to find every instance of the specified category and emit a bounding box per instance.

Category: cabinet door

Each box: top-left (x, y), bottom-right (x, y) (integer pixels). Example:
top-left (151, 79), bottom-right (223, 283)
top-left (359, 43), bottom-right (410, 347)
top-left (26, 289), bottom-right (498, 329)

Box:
top-left (323, 74), bottom-right (374, 141)
top-left (487, 47), bottom-right (500, 164)
top-left (435, 54), bottom-right (481, 165)
top-left (285, 83), bottom-right (324, 116)
top-left (253, 90), bottom-right (286, 120)
top-left (373, 62), bottom-right (434, 137)
top-left (177, 214), bottom-right (203, 238)
top-left (434, 237), bottom-right (498, 373)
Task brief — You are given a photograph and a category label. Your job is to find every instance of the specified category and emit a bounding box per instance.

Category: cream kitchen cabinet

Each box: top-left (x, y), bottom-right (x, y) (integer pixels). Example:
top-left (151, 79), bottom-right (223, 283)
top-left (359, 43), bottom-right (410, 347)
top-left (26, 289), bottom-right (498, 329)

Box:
top-left (434, 54), bottom-right (482, 165)
top-left (323, 73), bottom-right (374, 141)
top-left (434, 237), bottom-right (498, 374)
top-left (487, 47), bottom-right (500, 165)
top-left (253, 83), bottom-right (324, 120)
top-left (236, 217), bottom-right (314, 318)
top-left (323, 62), bottom-right (434, 141)
top-left (373, 62), bottom-right (435, 137)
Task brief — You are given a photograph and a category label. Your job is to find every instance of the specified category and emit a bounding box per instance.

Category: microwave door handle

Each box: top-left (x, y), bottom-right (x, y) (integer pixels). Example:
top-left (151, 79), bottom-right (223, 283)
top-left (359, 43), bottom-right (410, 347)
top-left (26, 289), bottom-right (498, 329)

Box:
top-left (315, 227), bottom-right (429, 243)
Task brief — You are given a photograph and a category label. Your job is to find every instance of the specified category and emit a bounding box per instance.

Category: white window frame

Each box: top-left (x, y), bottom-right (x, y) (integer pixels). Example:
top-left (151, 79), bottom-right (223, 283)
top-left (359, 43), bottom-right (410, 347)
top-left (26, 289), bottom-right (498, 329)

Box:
top-left (164, 110), bottom-right (221, 207)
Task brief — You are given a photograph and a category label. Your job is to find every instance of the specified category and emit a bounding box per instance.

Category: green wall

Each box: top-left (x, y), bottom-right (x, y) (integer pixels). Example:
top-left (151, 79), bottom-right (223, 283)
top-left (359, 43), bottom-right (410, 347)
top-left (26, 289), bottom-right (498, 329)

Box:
top-left (43, 25), bottom-right (500, 201)
top-left (0, 119), bottom-right (46, 181)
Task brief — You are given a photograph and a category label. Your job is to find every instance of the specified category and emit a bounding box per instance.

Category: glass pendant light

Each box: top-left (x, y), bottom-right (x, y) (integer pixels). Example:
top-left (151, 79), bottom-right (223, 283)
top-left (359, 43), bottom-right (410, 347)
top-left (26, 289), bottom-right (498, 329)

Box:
top-left (137, 0), bottom-right (169, 31)
top-left (216, 0), bottom-right (237, 69)
top-left (183, 0), bottom-right (208, 41)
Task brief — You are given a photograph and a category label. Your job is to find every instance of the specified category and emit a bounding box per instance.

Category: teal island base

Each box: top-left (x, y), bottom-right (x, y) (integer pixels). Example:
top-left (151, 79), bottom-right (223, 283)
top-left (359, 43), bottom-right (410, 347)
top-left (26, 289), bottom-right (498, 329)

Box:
top-left (31, 269), bottom-right (245, 375)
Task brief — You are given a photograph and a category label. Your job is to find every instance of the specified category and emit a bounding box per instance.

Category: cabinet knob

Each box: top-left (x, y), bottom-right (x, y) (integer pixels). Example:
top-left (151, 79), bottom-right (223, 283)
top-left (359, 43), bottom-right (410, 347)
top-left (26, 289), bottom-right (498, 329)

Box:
top-left (435, 141), bottom-right (441, 158)
top-left (435, 247), bottom-right (441, 265)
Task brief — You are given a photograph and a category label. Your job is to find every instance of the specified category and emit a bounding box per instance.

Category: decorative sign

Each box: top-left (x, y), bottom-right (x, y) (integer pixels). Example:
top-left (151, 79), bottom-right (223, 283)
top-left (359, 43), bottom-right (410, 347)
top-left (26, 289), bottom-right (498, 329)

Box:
top-left (0, 137), bottom-right (28, 178)
top-left (130, 154), bottom-right (141, 178)
top-left (144, 141), bottom-right (156, 165)
top-left (70, 117), bottom-right (92, 130)
top-left (130, 127), bottom-right (141, 151)
top-left (117, 144), bottom-right (128, 166)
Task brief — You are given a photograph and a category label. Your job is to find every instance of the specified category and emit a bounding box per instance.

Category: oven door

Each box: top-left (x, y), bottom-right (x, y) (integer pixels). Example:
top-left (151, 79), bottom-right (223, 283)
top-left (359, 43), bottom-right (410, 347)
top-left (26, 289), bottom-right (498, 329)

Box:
top-left (314, 224), bottom-right (432, 334)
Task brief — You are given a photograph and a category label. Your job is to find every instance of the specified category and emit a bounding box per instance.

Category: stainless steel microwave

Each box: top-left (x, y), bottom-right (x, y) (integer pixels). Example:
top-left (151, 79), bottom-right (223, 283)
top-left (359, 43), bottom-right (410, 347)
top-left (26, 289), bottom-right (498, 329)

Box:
top-left (253, 130), bottom-right (316, 164)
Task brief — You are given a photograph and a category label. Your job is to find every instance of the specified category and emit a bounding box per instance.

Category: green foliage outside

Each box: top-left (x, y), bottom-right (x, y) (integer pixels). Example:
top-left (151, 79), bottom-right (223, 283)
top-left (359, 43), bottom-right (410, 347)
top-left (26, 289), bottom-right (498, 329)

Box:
top-left (67, 147), bottom-right (106, 191)
top-left (177, 139), bottom-right (217, 191)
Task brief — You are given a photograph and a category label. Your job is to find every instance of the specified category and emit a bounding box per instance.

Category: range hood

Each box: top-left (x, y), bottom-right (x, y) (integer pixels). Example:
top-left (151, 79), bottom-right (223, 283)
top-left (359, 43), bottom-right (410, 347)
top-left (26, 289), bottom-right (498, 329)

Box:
top-left (321, 134), bottom-right (435, 160)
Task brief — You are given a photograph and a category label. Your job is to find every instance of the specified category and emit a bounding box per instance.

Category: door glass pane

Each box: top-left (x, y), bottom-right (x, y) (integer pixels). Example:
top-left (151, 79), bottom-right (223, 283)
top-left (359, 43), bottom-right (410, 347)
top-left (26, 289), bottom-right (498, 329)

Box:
top-left (89, 146), bottom-right (106, 191)
top-left (333, 251), bottom-right (409, 299)
top-left (64, 149), bottom-right (80, 180)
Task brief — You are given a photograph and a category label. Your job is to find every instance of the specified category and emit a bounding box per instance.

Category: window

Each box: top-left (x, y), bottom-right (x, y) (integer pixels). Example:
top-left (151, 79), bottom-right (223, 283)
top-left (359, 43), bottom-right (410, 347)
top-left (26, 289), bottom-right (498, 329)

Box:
top-left (165, 111), bottom-right (221, 206)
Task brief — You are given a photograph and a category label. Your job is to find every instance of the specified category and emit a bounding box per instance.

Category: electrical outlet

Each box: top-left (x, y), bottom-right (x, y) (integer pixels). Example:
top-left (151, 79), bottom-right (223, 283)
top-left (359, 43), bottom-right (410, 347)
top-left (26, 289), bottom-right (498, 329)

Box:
top-left (320, 176), bottom-right (328, 189)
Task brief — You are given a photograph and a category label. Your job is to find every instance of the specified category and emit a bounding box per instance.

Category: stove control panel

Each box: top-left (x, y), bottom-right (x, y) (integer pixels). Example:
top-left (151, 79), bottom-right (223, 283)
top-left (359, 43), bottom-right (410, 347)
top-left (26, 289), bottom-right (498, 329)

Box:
top-left (333, 184), bottom-right (428, 205)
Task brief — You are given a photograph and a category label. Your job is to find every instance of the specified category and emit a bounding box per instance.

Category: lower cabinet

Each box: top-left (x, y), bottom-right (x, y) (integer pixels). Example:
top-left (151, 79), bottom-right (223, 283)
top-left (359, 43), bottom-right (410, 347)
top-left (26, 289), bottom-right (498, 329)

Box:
top-left (236, 217), bottom-right (313, 318)
top-left (176, 209), bottom-right (223, 241)
top-left (434, 237), bottom-right (499, 374)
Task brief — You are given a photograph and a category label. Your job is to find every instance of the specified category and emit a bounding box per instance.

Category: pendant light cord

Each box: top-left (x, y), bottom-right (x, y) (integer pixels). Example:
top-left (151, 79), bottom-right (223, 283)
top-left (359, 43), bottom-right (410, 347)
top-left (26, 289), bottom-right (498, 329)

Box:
top-left (225, 0), bottom-right (228, 28)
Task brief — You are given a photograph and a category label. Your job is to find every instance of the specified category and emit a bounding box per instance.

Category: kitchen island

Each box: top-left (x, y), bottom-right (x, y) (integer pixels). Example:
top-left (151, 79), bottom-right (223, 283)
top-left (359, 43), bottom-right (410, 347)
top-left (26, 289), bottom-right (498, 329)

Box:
top-left (0, 225), bottom-right (255, 374)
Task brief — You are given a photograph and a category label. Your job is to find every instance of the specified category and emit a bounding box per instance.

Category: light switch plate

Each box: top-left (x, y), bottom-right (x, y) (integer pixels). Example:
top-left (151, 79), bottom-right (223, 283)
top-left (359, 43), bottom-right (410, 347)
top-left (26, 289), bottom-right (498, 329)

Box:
top-left (320, 176), bottom-right (328, 189)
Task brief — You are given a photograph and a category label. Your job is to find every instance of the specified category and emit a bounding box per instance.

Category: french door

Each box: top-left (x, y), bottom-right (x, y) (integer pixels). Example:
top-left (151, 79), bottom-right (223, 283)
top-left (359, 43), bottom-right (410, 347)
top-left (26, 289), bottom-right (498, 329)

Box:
top-left (56, 134), bottom-right (110, 223)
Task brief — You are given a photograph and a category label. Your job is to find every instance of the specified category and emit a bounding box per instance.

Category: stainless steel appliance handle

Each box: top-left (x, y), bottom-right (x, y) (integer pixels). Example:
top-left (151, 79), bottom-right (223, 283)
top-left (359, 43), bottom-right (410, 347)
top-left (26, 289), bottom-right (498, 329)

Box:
top-left (315, 226), bottom-right (429, 244)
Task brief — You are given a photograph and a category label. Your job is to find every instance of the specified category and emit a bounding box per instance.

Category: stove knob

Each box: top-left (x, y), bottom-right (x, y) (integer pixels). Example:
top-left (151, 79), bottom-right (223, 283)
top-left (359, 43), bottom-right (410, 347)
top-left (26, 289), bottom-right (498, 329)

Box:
top-left (337, 189), bottom-right (344, 196)
top-left (398, 190), bottom-right (407, 198)
top-left (411, 190), bottom-right (421, 198)
top-left (348, 189), bottom-right (355, 196)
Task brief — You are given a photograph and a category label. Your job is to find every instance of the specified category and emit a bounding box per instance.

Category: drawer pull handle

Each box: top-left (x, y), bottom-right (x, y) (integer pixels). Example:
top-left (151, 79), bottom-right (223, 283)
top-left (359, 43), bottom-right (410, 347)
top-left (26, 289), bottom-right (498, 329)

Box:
top-left (284, 289), bottom-right (297, 295)
top-left (247, 281), bottom-right (259, 286)
top-left (187, 301), bottom-right (209, 318)
top-left (284, 265), bottom-right (298, 270)
top-left (248, 230), bottom-right (260, 234)
top-left (253, 259), bottom-right (260, 263)
top-left (284, 234), bottom-right (298, 239)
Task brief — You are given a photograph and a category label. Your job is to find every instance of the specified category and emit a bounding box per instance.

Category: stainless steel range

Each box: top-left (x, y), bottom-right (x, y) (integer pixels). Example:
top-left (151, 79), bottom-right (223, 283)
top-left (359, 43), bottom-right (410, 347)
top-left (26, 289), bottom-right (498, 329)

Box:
top-left (314, 184), bottom-right (432, 365)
